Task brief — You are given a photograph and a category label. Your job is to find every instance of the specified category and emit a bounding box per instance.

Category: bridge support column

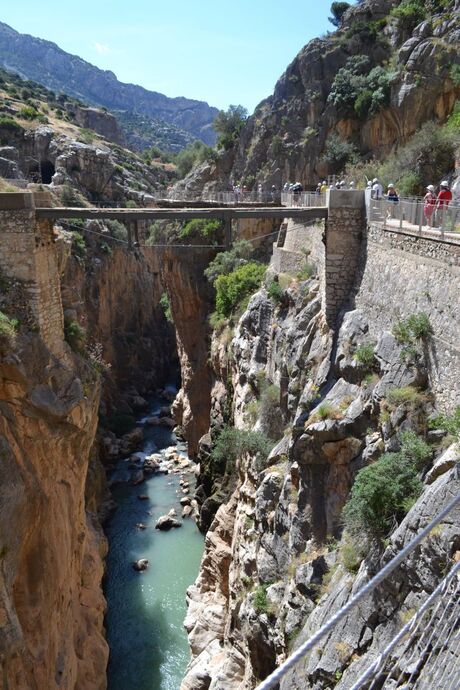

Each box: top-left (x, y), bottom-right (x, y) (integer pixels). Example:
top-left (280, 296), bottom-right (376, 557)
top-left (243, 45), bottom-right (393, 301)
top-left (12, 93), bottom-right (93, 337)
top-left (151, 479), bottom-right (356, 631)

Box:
top-left (323, 190), bottom-right (366, 328)
top-left (222, 215), bottom-right (232, 248)
top-left (0, 192), bottom-right (66, 357)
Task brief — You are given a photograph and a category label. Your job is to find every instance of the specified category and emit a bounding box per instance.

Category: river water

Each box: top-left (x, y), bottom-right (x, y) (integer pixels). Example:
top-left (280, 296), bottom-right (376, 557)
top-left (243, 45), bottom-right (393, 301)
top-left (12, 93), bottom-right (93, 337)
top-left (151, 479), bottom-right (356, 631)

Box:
top-left (105, 394), bottom-right (204, 690)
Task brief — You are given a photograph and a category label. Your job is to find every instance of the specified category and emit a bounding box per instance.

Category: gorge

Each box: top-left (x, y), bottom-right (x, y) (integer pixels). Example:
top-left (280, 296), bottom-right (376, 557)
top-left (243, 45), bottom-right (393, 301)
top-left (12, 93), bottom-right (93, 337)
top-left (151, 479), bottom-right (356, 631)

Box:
top-left (0, 0), bottom-right (459, 688)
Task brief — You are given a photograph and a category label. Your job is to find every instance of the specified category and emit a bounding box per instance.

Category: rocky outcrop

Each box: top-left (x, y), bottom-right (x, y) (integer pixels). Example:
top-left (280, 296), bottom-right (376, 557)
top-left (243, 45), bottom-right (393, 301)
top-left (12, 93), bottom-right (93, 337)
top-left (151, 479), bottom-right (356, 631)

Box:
top-left (0, 332), bottom-right (108, 688)
top-left (74, 107), bottom-right (124, 146)
top-left (160, 245), bottom-right (216, 458)
top-left (179, 0), bottom-right (459, 193)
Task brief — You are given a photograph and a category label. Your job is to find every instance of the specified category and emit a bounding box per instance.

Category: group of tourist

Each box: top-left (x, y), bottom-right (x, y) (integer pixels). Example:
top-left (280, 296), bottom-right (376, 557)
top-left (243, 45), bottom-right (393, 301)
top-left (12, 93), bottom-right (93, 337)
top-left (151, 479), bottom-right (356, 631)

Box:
top-left (369, 177), bottom-right (453, 226)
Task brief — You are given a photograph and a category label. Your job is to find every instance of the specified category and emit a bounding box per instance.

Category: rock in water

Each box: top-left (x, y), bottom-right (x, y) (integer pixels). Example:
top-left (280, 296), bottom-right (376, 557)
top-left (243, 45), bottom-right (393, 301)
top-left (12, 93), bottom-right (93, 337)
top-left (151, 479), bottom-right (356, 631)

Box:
top-left (132, 558), bottom-right (149, 571)
top-left (155, 515), bottom-right (182, 530)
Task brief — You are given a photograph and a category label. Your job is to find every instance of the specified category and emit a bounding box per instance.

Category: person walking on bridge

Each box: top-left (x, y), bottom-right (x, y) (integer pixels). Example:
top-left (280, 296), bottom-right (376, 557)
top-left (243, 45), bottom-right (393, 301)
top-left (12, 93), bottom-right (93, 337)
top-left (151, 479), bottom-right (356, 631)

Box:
top-left (371, 178), bottom-right (383, 199)
top-left (435, 180), bottom-right (452, 229)
top-left (423, 185), bottom-right (437, 226)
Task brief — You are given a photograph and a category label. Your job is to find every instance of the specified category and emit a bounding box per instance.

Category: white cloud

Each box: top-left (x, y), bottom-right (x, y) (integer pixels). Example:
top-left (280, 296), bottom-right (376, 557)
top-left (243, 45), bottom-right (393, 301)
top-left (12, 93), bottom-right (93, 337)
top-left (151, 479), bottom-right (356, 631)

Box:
top-left (94, 42), bottom-right (110, 55)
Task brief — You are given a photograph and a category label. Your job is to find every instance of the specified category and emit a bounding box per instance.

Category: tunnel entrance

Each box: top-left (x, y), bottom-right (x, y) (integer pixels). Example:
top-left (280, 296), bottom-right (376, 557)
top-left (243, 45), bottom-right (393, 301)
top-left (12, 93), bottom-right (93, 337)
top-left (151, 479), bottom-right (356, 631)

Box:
top-left (40, 161), bottom-right (55, 184)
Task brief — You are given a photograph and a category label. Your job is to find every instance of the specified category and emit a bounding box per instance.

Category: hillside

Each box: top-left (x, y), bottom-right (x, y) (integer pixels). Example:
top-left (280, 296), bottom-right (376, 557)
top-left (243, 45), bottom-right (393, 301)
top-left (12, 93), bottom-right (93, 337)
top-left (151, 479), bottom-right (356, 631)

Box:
top-left (0, 21), bottom-right (218, 151)
top-left (175, 0), bottom-right (460, 197)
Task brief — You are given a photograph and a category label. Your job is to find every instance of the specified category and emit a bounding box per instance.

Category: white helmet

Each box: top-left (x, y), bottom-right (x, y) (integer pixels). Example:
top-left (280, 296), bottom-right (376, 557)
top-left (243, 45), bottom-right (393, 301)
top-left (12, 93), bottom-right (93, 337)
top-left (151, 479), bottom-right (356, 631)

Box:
top-left (440, 180), bottom-right (449, 187)
top-left (427, 185), bottom-right (435, 192)
top-left (372, 178), bottom-right (378, 184)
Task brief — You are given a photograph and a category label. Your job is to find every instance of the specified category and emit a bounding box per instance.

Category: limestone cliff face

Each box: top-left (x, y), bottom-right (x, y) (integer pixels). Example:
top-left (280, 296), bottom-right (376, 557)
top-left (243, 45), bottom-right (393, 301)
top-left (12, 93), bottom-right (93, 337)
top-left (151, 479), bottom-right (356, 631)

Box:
top-left (0, 332), bottom-right (107, 688)
top-left (180, 236), bottom-right (460, 688)
top-left (176, 0), bottom-right (459, 196)
top-left (160, 245), bottom-right (216, 458)
top-left (59, 235), bottom-right (176, 411)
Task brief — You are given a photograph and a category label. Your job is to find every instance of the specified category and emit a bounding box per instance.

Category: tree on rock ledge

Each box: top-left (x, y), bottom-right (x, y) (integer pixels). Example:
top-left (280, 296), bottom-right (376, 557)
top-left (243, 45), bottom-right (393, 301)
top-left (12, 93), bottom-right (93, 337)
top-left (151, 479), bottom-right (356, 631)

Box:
top-left (214, 104), bottom-right (248, 150)
top-left (328, 1), bottom-right (351, 27)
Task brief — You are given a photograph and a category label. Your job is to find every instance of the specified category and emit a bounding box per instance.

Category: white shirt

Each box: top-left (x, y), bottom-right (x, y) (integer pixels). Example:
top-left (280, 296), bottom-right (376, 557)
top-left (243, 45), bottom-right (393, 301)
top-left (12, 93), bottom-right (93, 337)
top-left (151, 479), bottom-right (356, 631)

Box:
top-left (372, 182), bottom-right (383, 199)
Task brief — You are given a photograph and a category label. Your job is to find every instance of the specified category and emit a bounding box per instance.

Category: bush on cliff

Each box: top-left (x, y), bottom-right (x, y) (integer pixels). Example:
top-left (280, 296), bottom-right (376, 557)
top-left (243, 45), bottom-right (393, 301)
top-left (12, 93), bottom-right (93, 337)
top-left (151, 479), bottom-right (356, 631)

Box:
top-left (214, 262), bottom-right (266, 317)
top-left (214, 104), bottom-right (248, 150)
top-left (343, 431), bottom-right (429, 539)
top-left (211, 427), bottom-right (273, 475)
top-left (204, 240), bottom-right (253, 284)
top-left (179, 218), bottom-right (222, 244)
top-left (0, 311), bottom-right (19, 351)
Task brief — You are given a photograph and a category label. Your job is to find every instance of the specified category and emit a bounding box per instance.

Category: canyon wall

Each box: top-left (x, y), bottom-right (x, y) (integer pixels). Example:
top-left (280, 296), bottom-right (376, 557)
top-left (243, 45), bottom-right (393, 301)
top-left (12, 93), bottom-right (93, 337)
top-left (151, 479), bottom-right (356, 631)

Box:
top-left (0, 194), bottom-right (108, 688)
top-left (180, 205), bottom-right (460, 689)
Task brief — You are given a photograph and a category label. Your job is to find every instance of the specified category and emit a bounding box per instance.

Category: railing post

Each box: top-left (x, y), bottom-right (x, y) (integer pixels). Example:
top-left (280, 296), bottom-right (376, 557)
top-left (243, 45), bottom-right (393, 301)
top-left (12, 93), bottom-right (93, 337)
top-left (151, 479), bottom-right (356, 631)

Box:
top-left (223, 214), bottom-right (232, 248)
top-left (418, 199), bottom-right (423, 236)
top-left (126, 222), bottom-right (132, 249)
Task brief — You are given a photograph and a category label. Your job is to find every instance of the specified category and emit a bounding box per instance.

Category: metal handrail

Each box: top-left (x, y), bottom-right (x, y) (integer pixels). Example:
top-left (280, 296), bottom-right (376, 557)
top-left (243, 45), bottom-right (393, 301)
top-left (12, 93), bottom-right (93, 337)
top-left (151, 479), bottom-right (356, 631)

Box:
top-left (368, 196), bottom-right (460, 242)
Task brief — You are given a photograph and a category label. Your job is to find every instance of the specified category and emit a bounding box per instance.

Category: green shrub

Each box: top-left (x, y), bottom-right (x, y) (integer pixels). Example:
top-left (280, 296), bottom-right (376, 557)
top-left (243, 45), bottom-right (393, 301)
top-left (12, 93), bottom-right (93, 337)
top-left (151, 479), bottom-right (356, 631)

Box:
top-left (343, 451), bottom-right (423, 538)
top-left (267, 280), bottom-right (285, 303)
top-left (322, 134), bottom-right (359, 174)
top-left (70, 231), bottom-right (86, 259)
top-left (64, 318), bottom-right (86, 353)
top-left (393, 313), bottom-right (432, 344)
top-left (297, 262), bottom-right (315, 281)
top-left (19, 105), bottom-right (39, 120)
top-left (179, 218), bottom-right (222, 243)
top-left (0, 311), bottom-right (19, 347)
top-left (61, 184), bottom-right (85, 207)
top-left (354, 344), bottom-right (375, 369)
top-left (173, 140), bottom-right (217, 177)
top-left (106, 220), bottom-right (128, 242)
top-left (159, 292), bottom-right (173, 323)
top-left (253, 584), bottom-right (270, 614)
top-left (211, 427), bottom-right (273, 475)
top-left (428, 407), bottom-right (460, 438)
top-left (204, 240), bottom-right (253, 284)
top-left (329, 1), bottom-right (351, 26)
top-left (126, 199), bottom-right (138, 208)
top-left (398, 430), bottom-right (432, 469)
top-left (214, 262), bottom-right (266, 317)
top-left (328, 56), bottom-right (394, 119)
top-left (386, 386), bottom-right (425, 408)
top-left (390, 0), bottom-right (427, 32)
top-left (340, 539), bottom-right (362, 573)
top-left (214, 104), bottom-right (248, 150)
top-left (0, 115), bottom-right (22, 131)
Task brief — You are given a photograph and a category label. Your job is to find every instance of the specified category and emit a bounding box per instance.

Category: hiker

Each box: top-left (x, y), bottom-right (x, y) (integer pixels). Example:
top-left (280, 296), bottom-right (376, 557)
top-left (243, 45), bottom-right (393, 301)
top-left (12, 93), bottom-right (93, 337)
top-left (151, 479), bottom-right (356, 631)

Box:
top-left (386, 183), bottom-right (399, 219)
top-left (271, 185), bottom-right (277, 202)
top-left (292, 182), bottom-right (303, 205)
top-left (423, 185), bottom-right (437, 226)
top-left (320, 180), bottom-right (328, 194)
top-left (315, 182), bottom-right (322, 195)
top-left (435, 180), bottom-right (452, 229)
top-left (371, 178), bottom-right (383, 199)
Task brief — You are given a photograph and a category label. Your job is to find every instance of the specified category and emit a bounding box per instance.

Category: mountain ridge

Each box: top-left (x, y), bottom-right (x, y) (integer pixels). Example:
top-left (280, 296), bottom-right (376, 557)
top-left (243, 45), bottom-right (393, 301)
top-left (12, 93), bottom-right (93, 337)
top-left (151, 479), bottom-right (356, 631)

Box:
top-left (0, 20), bottom-right (218, 148)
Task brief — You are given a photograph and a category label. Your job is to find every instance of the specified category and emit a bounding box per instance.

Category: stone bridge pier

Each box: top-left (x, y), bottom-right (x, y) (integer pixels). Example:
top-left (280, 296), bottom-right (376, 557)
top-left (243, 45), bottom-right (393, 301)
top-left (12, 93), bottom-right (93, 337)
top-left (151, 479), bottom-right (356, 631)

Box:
top-left (0, 192), bottom-right (66, 358)
top-left (322, 190), bottom-right (366, 327)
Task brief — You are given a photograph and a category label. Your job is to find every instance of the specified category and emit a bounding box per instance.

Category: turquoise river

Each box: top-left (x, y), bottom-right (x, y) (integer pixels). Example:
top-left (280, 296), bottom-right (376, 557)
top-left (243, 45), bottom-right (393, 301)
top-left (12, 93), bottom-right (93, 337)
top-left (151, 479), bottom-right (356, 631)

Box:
top-left (105, 393), bottom-right (205, 690)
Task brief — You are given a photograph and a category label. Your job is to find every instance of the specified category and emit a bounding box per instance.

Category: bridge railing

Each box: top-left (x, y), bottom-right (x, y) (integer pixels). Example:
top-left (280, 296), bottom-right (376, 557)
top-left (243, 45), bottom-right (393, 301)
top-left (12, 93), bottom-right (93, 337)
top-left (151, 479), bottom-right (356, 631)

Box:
top-left (281, 191), bottom-right (327, 207)
top-left (369, 196), bottom-right (460, 243)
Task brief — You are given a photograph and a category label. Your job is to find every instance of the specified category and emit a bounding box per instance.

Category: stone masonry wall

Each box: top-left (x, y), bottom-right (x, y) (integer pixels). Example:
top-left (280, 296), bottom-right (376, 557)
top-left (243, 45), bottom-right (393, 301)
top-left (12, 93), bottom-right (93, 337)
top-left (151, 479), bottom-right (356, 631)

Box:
top-left (323, 191), bottom-right (366, 326)
top-left (0, 193), bottom-right (65, 358)
top-left (355, 223), bottom-right (460, 411)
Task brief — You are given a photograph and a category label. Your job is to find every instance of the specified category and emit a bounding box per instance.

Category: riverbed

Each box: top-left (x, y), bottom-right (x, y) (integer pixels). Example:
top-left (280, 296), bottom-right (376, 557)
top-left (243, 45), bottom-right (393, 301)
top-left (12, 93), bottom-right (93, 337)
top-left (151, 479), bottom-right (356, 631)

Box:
top-left (104, 395), bottom-right (204, 690)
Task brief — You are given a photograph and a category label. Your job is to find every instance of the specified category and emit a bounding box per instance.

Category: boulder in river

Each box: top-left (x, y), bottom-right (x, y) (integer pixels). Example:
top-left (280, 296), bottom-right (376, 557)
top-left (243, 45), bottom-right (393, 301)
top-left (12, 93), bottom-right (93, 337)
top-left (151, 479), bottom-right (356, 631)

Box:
top-left (180, 496), bottom-right (192, 506)
top-left (137, 494), bottom-right (149, 501)
top-left (145, 416), bottom-right (161, 426)
top-left (131, 469), bottom-right (145, 485)
top-left (155, 515), bottom-right (182, 530)
top-left (182, 505), bottom-right (193, 518)
top-left (132, 558), bottom-right (149, 571)
top-left (135, 523), bottom-right (147, 530)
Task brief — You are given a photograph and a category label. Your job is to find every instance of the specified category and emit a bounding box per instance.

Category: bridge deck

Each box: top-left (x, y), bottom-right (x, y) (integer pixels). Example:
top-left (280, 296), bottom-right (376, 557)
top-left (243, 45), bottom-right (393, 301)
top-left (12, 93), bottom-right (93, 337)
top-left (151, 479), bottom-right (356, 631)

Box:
top-left (35, 206), bottom-right (328, 222)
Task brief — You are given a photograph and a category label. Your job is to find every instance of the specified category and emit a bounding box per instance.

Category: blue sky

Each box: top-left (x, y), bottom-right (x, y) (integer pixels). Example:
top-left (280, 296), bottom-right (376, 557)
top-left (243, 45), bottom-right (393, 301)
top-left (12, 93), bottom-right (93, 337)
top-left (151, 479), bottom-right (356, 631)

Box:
top-left (2, 0), bottom-right (336, 112)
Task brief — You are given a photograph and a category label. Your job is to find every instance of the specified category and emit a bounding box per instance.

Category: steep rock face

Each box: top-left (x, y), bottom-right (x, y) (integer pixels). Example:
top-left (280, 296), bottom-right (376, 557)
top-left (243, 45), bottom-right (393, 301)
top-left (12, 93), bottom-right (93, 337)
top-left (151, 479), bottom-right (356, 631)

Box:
top-left (179, 0), bottom-right (459, 192)
top-left (73, 107), bottom-right (124, 146)
top-left (0, 21), bottom-right (218, 146)
top-left (0, 334), bottom-right (108, 689)
top-left (160, 246), bottom-right (216, 457)
top-left (59, 238), bottom-right (176, 409)
top-left (181, 245), bottom-right (458, 688)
